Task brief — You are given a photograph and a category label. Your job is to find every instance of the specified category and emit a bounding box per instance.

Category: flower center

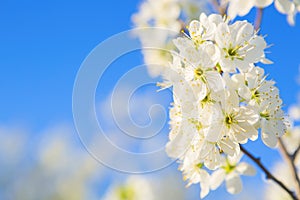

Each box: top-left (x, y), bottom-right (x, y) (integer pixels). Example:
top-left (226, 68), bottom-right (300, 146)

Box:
top-left (228, 48), bottom-right (238, 56)
top-left (194, 67), bottom-right (204, 78)
top-left (260, 111), bottom-right (270, 120)
top-left (222, 161), bottom-right (236, 174)
top-left (201, 93), bottom-right (215, 107)
top-left (224, 113), bottom-right (237, 128)
top-left (194, 67), bottom-right (208, 83)
top-left (224, 45), bottom-right (244, 61)
top-left (225, 114), bottom-right (234, 125)
top-left (117, 186), bottom-right (135, 200)
top-left (197, 163), bottom-right (204, 169)
top-left (251, 90), bottom-right (261, 103)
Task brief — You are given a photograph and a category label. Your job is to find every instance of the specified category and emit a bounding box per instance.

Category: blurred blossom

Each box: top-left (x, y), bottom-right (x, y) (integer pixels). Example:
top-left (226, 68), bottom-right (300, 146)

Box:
top-left (102, 176), bottom-right (155, 200)
top-left (102, 175), bottom-right (186, 200)
top-left (282, 124), bottom-right (300, 154)
top-left (0, 84), bottom-right (185, 199)
top-left (131, 0), bottom-right (208, 77)
top-left (289, 105), bottom-right (300, 121)
top-left (0, 125), bottom-right (103, 200)
top-left (283, 110), bottom-right (300, 154)
top-left (225, 0), bottom-right (300, 25)
top-left (264, 160), bottom-right (300, 200)
top-left (283, 90), bottom-right (300, 154)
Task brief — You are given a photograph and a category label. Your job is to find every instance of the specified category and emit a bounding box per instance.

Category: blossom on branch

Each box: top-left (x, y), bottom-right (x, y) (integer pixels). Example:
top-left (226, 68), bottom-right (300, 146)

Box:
top-left (163, 13), bottom-right (287, 198)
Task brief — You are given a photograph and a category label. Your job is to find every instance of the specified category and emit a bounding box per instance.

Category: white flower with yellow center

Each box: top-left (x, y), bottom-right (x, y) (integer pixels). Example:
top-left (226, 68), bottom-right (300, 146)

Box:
top-left (215, 21), bottom-right (269, 72)
top-left (210, 154), bottom-right (256, 194)
top-left (203, 91), bottom-right (259, 145)
top-left (188, 13), bottom-right (223, 43)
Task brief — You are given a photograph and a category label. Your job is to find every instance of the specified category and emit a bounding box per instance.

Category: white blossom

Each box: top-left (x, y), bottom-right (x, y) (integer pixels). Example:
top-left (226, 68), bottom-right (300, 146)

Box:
top-left (210, 154), bottom-right (256, 194)
top-left (215, 21), bottom-right (268, 72)
top-left (102, 176), bottom-right (154, 200)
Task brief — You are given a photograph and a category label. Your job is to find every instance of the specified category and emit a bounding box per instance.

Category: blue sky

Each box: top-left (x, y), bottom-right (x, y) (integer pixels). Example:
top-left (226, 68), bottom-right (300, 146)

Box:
top-left (0, 0), bottom-right (140, 130)
top-left (0, 0), bottom-right (300, 199)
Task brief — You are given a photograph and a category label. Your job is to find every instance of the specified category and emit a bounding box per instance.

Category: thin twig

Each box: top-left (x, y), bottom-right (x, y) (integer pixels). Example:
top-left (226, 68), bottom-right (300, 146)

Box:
top-left (278, 138), bottom-right (300, 199)
top-left (254, 8), bottom-right (263, 31)
top-left (240, 145), bottom-right (298, 200)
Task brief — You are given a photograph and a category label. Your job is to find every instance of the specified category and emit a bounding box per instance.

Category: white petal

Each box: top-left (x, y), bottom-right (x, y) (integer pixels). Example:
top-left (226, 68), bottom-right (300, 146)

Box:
top-left (189, 20), bottom-right (201, 36)
top-left (206, 71), bottom-right (225, 92)
top-left (238, 85), bottom-right (252, 100)
top-left (225, 172), bottom-right (243, 194)
top-left (238, 122), bottom-right (259, 142)
top-left (210, 169), bottom-right (226, 190)
top-left (215, 23), bottom-right (231, 48)
top-left (245, 36), bottom-right (266, 63)
top-left (208, 13), bottom-right (223, 25)
top-left (287, 12), bottom-right (296, 26)
top-left (261, 131), bottom-right (278, 148)
top-left (275, 0), bottom-right (294, 14)
top-left (227, 0), bottom-right (254, 19)
top-left (237, 1), bottom-right (255, 16)
top-left (219, 138), bottom-right (239, 156)
top-left (200, 182), bottom-right (210, 199)
top-left (165, 131), bottom-right (193, 158)
top-left (235, 22), bottom-right (254, 45)
top-left (199, 141), bottom-right (214, 159)
top-left (254, 0), bottom-right (273, 8)
top-left (204, 147), bottom-right (222, 170)
top-left (203, 105), bottom-right (223, 142)
top-left (260, 57), bottom-right (273, 64)
top-left (236, 162), bottom-right (256, 176)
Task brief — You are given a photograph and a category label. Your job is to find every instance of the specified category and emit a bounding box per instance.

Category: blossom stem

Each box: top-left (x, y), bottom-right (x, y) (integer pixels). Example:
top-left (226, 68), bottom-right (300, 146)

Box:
top-left (211, 0), bottom-right (226, 16)
top-left (254, 8), bottom-right (263, 31)
top-left (278, 138), bottom-right (300, 199)
top-left (240, 145), bottom-right (298, 200)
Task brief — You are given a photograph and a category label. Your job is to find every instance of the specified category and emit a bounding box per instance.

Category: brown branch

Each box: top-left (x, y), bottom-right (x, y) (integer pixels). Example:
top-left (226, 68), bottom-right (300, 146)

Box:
top-left (278, 138), bottom-right (300, 199)
top-left (240, 145), bottom-right (298, 200)
top-left (254, 8), bottom-right (263, 31)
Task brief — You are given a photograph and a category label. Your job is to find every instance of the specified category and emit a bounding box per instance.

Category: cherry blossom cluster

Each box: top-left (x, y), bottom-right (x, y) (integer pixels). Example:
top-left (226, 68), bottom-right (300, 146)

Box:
top-left (225, 0), bottom-right (300, 25)
top-left (163, 13), bottom-right (287, 198)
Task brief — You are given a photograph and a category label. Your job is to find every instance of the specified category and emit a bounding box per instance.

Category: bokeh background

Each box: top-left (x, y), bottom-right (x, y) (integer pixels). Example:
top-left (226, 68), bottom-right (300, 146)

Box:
top-left (0, 0), bottom-right (300, 199)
